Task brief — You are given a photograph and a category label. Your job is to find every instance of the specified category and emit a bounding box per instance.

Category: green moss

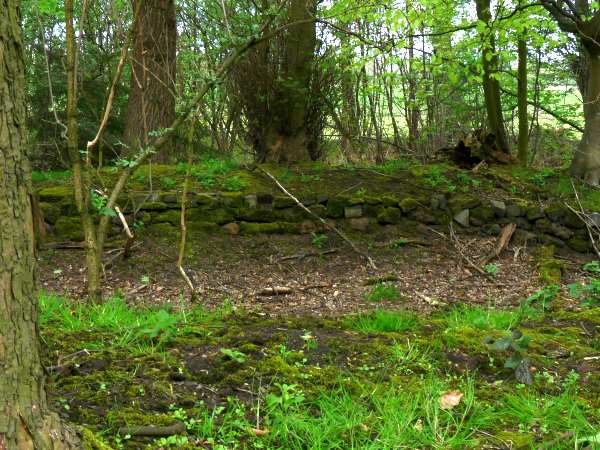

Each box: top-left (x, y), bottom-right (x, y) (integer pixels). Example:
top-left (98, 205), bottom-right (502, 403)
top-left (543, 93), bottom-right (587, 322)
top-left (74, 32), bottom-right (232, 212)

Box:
top-left (326, 197), bottom-right (348, 218)
top-left (399, 197), bottom-right (419, 213)
top-left (240, 222), bottom-right (281, 234)
top-left (37, 185), bottom-right (74, 202)
top-left (535, 246), bottom-right (564, 283)
top-left (80, 427), bottom-right (114, 450)
top-left (188, 208), bottom-right (235, 224)
top-left (54, 216), bottom-right (84, 241)
top-left (140, 201), bottom-right (169, 211)
top-left (377, 207), bottom-right (403, 224)
top-left (273, 196), bottom-right (296, 208)
top-left (152, 209), bottom-right (181, 225)
top-left (448, 194), bottom-right (480, 214)
top-left (146, 222), bottom-right (176, 235)
top-left (567, 236), bottom-right (592, 253)
top-left (471, 206), bottom-right (495, 222)
top-left (188, 221), bottom-right (221, 233)
top-left (40, 202), bottom-right (62, 224)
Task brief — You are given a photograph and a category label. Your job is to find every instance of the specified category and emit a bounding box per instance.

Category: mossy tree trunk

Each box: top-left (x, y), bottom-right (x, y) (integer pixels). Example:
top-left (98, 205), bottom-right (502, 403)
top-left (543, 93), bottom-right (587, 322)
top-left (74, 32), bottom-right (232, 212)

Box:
top-left (0, 1), bottom-right (80, 448)
top-left (475, 0), bottom-right (510, 153)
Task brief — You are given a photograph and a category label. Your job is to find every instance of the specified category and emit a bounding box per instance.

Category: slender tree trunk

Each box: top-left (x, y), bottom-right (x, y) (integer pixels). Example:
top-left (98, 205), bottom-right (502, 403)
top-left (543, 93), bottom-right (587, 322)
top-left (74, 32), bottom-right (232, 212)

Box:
top-left (0, 1), bottom-right (80, 448)
top-left (517, 33), bottom-right (529, 164)
top-left (65, 0), bottom-right (103, 303)
top-left (475, 0), bottom-right (510, 153)
top-left (124, 0), bottom-right (177, 163)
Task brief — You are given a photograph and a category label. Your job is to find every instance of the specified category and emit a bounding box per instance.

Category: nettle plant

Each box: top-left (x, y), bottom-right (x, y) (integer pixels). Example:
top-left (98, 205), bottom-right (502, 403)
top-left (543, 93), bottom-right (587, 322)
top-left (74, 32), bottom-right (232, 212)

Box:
top-left (484, 329), bottom-right (533, 385)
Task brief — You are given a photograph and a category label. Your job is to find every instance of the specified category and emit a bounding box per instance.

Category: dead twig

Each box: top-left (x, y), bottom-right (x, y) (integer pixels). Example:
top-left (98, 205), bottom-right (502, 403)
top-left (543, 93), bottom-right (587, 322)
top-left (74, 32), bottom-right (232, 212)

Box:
top-left (117, 422), bottom-right (186, 437)
top-left (428, 225), bottom-right (488, 276)
top-left (254, 166), bottom-right (377, 269)
top-left (258, 286), bottom-right (293, 296)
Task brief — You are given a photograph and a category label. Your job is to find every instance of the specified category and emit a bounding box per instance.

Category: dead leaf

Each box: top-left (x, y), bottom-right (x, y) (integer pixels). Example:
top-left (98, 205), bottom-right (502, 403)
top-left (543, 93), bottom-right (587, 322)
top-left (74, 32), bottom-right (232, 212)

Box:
top-left (249, 428), bottom-right (270, 436)
top-left (439, 390), bottom-right (463, 410)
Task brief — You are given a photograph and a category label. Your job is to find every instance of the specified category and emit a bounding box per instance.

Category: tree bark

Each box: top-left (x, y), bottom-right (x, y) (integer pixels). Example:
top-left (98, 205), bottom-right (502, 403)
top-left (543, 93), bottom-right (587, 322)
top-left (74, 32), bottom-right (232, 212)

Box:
top-left (0, 1), bottom-right (80, 448)
top-left (517, 33), bottom-right (529, 164)
top-left (475, 0), bottom-right (510, 153)
top-left (124, 0), bottom-right (177, 163)
top-left (571, 49), bottom-right (600, 183)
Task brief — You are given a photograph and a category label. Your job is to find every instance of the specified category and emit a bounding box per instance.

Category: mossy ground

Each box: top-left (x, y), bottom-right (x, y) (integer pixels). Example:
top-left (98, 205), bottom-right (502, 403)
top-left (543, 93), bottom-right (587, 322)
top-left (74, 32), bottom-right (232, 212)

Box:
top-left (41, 292), bottom-right (600, 449)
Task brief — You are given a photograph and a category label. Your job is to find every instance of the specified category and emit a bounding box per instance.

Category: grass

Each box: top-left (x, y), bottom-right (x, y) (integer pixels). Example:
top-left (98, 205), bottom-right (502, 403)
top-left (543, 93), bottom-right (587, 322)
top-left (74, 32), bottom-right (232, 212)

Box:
top-left (350, 309), bottom-right (419, 333)
top-left (444, 305), bottom-right (521, 331)
top-left (364, 282), bottom-right (402, 302)
top-left (37, 293), bottom-right (600, 449)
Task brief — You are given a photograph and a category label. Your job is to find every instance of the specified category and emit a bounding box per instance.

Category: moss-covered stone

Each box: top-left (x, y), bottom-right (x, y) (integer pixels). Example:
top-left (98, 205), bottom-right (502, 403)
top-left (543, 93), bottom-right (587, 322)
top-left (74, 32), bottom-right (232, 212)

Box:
top-left (377, 207), bottom-right (403, 225)
top-left (273, 196), bottom-right (297, 208)
top-left (239, 222), bottom-right (281, 234)
top-left (140, 201), bottom-right (169, 211)
top-left (471, 205), bottom-right (495, 223)
top-left (326, 197), bottom-right (347, 218)
top-left (188, 208), bottom-right (235, 225)
top-left (40, 202), bottom-right (62, 224)
top-left (399, 197), bottom-right (419, 213)
top-left (219, 192), bottom-right (244, 208)
top-left (146, 222), bottom-right (176, 235)
top-left (152, 209), bottom-right (181, 225)
top-left (448, 194), bottom-right (480, 214)
top-left (188, 221), bottom-right (222, 233)
top-left (37, 185), bottom-right (74, 202)
top-left (54, 216), bottom-right (84, 241)
top-left (535, 245), bottom-right (564, 284)
top-left (567, 236), bottom-right (592, 253)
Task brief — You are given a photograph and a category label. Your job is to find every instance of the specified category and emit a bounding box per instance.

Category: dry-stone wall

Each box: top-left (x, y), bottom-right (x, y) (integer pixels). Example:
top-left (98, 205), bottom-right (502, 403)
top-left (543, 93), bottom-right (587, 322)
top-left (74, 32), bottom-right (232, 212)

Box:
top-left (36, 185), bottom-right (593, 253)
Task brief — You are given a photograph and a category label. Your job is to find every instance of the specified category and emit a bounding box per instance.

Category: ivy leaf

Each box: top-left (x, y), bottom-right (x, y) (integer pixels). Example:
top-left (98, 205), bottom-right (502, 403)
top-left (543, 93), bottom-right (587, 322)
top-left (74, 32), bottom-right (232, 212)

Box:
top-left (100, 207), bottom-right (117, 217)
top-left (493, 337), bottom-right (512, 351)
top-left (504, 354), bottom-right (522, 370)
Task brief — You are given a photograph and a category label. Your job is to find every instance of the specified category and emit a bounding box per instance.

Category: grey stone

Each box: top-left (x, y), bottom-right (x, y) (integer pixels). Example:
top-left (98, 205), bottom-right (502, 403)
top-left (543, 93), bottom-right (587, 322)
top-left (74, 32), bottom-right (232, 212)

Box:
top-left (483, 223), bottom-right (502, 236)
top-left (453, 209), bottom-right (470, 227)
top-left (506, 203), bottom-right (524, 218)
top-left (490, 200), bottom-right (506, 217)
top-left (344, 205), bottom-right (364, 218)
top-left (244, 194), bottom-right (258, 208)
top-left (550, 223), bottom-right (574, 240)
top-left (349, 217), bottom-right (370, 232)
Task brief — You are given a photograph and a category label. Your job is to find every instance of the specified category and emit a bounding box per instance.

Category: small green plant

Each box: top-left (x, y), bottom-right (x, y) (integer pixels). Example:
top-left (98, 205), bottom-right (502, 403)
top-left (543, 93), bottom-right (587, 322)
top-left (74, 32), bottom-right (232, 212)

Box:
top-left (154, 435), bottom-right (189, 447)
top-left (568, 278), bottom-right (600, 307)
top-left (355, 187), bottom-right (368, 197)
top-left (365, 282), bottom-right (401, 302)
top-left (583, 261), bottom-right (600, 273)
top-left (484, 329), bottom-right (533, 384)
top-left (160, 176), bottom-right (177, 190)
top-left (484, 263), bottom-right (499, 276)
top-left (220, 348), bottom-right (247, 363)
top-left (522, 284), bottom-right (560, 312)
top-left (222, 175), bottom-right (247, 192)
top-left (528, 168), bottom-right (555, 187)
top-left (134, 309), bottom-right (178, 347)
top-left (311, 233), bottom-right (328, 249)
top-left (388, 238), bottom-right (408, 249)
top-left (300, 330), bottom-right (318, 350)
top-left (90, 190), bottom-right (116, 217)
top-left (267, 383), bottom-right (305, 412)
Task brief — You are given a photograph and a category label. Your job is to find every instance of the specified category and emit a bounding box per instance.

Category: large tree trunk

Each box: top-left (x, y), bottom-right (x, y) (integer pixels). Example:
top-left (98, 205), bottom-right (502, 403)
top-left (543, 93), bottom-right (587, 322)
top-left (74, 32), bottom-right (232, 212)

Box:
top-left (475, 0), bottom-right (510, 153)
top-left (124, 0), bottom-right (176, 163)
top-left (571, 49), bottom-right (600, 183)
top-left (0, 1), bottom-right (80, 448)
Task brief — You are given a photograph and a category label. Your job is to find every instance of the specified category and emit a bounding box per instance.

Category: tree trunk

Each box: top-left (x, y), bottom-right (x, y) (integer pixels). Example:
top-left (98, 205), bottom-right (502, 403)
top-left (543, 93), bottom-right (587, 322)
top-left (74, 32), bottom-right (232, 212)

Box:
top-left (475, 0), bottom-right (510, 153)
top-left (0, 1), bottom-right (80, 448)
top-left (571, 50), bottom-right (600, 183)
top-left (124, 0), bottom-right (177, 163)
top-left (517, 33), bottom-right (529, 164)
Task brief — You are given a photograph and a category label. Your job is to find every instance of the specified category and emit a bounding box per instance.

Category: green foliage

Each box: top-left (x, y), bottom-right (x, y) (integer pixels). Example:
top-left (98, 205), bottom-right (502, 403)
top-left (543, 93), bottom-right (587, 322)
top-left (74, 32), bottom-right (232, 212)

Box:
top-left (365, 282), bottom-right (402, 302)
top-left (90, 190), bottom-right (116, 217)
top-left (160, 176), bottom-right (177, 190)
top-left (31, 170), bottom-right (72, 183)
top-left (583, 261), bottom-right (600, 273)
top-left (222, 175), bottom-right (248, 192)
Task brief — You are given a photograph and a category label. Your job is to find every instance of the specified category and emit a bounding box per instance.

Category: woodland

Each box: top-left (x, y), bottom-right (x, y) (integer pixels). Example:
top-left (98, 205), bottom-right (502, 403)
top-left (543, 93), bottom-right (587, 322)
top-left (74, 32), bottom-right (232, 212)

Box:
top-left (2, 0), bottom-right (600, 448)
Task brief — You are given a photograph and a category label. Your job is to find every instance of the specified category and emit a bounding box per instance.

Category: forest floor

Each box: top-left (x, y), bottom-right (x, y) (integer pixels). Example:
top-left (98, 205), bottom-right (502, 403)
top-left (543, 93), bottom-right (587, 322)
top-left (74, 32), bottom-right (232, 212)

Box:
top-left (38, 227), bottom-right (600, 449)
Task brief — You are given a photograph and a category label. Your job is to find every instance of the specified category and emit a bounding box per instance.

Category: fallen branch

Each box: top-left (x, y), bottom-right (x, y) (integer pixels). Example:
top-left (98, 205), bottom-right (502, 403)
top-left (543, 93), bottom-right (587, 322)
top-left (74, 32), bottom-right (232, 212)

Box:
top-left (481, 223), bottom-right (516, 265)
top-left (254, 167), bottom-right (377, 269)
top-left (278, 249), bottom-right (338, 261)
top-left (258, 286), bottom-right (293, 296)
top-left (117, 422), bottom-right (186, 437)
